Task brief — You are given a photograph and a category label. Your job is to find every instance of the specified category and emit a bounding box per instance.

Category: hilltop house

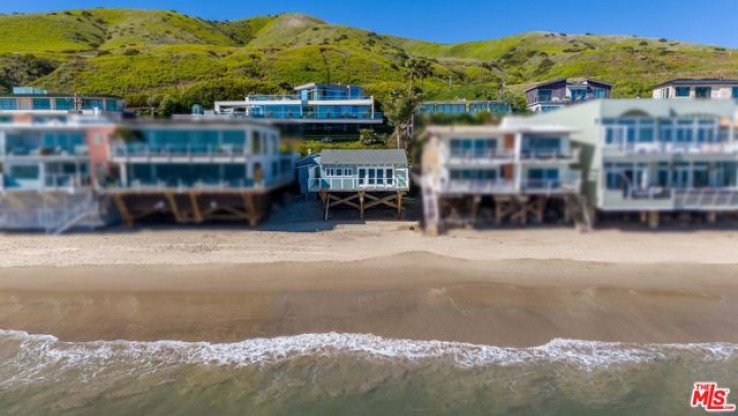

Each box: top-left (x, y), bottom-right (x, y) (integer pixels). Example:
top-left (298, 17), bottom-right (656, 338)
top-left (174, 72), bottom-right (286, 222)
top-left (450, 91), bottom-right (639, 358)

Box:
top-left (419, 100), bottom-right (511, 116)
top-left (212, 83), bottom-right (382, 135)
top-left (525, 78), bottom-right (611, 112)
top-left (0, 87), bottom-right (125, 121)
top-left (652, 79), bottom-right (738, 100)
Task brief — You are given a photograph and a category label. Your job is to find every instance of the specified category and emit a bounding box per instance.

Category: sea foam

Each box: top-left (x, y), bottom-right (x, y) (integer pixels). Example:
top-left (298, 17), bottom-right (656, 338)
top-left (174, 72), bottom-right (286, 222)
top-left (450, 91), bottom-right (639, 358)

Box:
top-left (1, 329), bottom-right (736, 387)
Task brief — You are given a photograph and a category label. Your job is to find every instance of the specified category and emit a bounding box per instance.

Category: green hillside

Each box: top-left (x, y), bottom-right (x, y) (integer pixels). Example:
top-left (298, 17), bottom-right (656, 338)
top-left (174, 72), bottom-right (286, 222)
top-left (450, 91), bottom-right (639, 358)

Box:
top-left (1, 8), bottom-right (737, 109)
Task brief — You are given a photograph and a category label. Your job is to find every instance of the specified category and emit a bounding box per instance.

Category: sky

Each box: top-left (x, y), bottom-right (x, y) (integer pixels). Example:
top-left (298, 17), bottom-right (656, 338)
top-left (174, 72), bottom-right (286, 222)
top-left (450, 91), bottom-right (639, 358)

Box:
top-left (2, 0), bottom-right (737, 47)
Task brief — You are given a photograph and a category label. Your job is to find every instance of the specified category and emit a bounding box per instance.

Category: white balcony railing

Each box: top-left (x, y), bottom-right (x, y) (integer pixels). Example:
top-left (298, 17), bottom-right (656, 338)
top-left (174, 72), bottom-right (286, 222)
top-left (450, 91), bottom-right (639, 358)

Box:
top-left (448, 150), bottom-right (515, 163)
top-left (442, 178), bottom-right (580, 195)
top-left (308, 177), bottom-right (410, 192)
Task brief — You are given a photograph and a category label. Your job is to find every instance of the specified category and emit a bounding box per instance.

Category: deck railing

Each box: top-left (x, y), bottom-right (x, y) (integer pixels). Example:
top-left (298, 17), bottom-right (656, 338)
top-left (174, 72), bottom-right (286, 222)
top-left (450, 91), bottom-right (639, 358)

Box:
top-left (308, 177), bottom-right (409, 192)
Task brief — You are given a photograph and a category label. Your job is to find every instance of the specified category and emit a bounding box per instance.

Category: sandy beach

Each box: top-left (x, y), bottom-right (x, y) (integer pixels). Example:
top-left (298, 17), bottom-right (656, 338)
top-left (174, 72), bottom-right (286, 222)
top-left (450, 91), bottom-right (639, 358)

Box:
top-left (1, 226), bottom-right (737, 347)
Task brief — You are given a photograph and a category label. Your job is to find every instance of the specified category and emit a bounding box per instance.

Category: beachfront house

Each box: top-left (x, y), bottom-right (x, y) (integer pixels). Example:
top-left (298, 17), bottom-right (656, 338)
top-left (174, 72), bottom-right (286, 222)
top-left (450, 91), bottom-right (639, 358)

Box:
top-left (652, 79), bottom-right (738, 100)
top-left (105, 119), bottom-right (296, 226)
top-left (515, 99), bottom-right (738, 227)
top-left (419, 100), bottom-right (512, 116)
top-left (298, 149), bottom-right (410, 220)
top-left (0, 114), bottom-right (117, 233)
top-left (421, 124), bottom-right (583, 233)
top-left (0, 87), bottom-right (125, 121)
top-left (213, 83), bottom-right (382, 134)
top-left (525, 78), bottom-right (612, 112)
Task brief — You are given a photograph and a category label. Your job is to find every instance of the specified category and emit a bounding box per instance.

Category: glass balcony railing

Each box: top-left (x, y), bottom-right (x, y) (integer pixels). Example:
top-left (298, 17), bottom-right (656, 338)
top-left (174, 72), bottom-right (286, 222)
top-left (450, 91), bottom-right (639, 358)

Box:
top-left (3, 145), bottom-right (88, 157)
top-left (44, 174), bottom-right (91, 189)
top-left (244, 95), bottom-right (373, 102)
top-left (230, 112), bottom-right (383, 121)
top-left (112, 144), bottom-right (248, 158)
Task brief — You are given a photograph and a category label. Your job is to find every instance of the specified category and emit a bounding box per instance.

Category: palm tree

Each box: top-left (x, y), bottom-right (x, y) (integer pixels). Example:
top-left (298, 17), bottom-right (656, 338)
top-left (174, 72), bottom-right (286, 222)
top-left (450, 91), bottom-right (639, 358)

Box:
top-left (404, 58), bottom-right (433, 91)
top-left (384, 87), bottom-right (423, 150)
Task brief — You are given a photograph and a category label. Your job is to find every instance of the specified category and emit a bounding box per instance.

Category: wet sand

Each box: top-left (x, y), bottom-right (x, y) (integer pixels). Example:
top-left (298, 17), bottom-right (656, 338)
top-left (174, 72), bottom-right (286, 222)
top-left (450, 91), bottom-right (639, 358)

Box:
top-left (1, 253), bottom-right (736, 347)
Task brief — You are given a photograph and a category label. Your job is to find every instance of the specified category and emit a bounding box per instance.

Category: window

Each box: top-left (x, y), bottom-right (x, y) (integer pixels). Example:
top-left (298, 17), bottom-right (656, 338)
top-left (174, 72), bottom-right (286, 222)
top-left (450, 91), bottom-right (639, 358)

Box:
top-left (106, 99), bottom-right (118, 111)
top-left (528, 168), bottom-right (559, 188)
top-left (10, 165), bottom-right (40, 180)
top-left (0, 98), bottom-right (17, 110)
top-left (570, 89), bottom-right (587, 102)
top-left (675, 87), bottom-right (691, 97)
top-left (594, 89), bottom-right (608, 99)
top-left (81, 99), bottom-right (104, 110)
top-left (251, 131), bottom-right (261, 154)
top-left (55, 98), bottom-right (75, 111)
top-left (537, 89), bottom-right (553, 102)
top-left (732, 87), bottom-right (738, 98)
top-left (32, 98), bottom-right (51, 110)
top-left (695, 87), bottom-right (711, 99)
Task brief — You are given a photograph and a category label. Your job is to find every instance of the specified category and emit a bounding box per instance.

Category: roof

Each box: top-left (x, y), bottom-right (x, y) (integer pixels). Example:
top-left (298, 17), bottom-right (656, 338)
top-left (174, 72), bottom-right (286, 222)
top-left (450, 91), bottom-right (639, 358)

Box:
top-left (319, 149), bottom-right (408, 165)
top-left (424, 123), bottom-right (577, 137)
top-left (596, 99), bottom-right (737, 118)
top-left (653, 78), bottom-right (738, 89)
top-left (293, 82), bottom-right (363, 91)
top-left (422, 99), bottom-right (509, 105)
top-left (525, 77), bottom-right (612, 93)
top-left (0, 93), bottom-right (124, 99)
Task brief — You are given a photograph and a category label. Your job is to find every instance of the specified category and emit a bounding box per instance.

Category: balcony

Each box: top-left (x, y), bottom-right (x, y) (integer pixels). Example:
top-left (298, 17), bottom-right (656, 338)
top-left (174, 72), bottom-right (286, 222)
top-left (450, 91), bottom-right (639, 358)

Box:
top-left (602, 141), bottom-right (736, 156)
top-left (238, 112), bottom-right (383, 121)
top-left (112, 144), bottom-right (249, 162)
top-left (2, 145), bottom-right (88, 159)
top-left (520, 148), bottom-right (580, 163)
top-left (308, 177), bottom-right (409, 192)
top-left (601, 187), bottom-right (738, 211)
top-left (442, 177), bottom-right (580, 195)
top-left (45, 173), bottom-right (91, 189)
top-left (447, 150), bottom-right (515, 165)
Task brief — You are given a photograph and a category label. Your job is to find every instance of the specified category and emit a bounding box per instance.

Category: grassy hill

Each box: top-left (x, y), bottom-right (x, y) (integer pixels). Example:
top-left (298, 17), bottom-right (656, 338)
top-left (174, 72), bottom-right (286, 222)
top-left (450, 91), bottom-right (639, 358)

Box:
top-left (1, 8), bottom-right (737, 108)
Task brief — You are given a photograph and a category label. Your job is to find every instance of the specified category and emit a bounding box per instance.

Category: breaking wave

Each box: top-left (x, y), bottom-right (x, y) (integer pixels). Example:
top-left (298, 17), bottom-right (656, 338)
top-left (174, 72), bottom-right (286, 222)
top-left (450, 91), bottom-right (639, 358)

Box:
top-left (1, 329), bottom-right (736, 388)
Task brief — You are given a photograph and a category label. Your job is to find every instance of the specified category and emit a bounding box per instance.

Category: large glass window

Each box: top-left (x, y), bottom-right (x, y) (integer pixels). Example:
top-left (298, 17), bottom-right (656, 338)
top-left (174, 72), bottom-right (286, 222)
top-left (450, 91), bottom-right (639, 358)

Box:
top-left (594, 89), bottom-right (608, 99)
top-left (10, 165), bottom-right (40, 180)
top-left (32, 98), bottom-right (51, 110)
top-left (0, 98), bottom-right (17, 110)
top-left (695, 87), bottom-right (711, 99)
top-left (732, 87), bottom-right (738, 98)
top-left (570, 89), bottom-right (587, 102)
top-left (106, 99), bottom-right (118, 111)
top-left (81, 99), bottom-right (104, 110)
top-left (675, 87), bottom-right (691, 97)
top-left (55, 98), bottom-right (75, 111)
top-left (537, 89), bottom-right (552, 102)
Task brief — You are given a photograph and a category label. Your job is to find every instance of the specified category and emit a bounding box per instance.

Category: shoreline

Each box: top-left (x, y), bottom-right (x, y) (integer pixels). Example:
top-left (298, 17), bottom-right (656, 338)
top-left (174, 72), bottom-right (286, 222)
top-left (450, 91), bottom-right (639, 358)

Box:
top-left (1, 253), bottom-right (737, 347)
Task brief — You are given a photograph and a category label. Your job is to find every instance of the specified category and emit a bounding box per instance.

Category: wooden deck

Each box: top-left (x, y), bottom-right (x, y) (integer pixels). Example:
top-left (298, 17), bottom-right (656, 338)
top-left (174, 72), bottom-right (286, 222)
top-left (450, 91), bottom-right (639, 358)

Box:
top-left (105, 188), bottom-right (276, 227)
top-left (318, 190), bottom-right (405, 221)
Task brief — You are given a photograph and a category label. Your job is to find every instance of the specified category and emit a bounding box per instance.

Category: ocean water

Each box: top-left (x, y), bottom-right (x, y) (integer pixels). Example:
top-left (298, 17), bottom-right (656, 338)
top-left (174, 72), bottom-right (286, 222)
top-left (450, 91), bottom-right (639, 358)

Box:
top-left (0, 330), bottom-right (736, 415)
